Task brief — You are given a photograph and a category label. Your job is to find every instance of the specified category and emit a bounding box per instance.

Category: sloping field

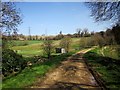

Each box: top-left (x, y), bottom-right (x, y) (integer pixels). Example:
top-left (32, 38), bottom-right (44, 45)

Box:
top-left (11, 38), bottom-right (81, 57)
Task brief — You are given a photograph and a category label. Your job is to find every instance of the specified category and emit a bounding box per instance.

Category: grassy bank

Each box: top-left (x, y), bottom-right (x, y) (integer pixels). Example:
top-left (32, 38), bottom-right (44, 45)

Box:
top-left (83, 46), bottom-right (120, 88)
top-left (2, 51), bottom-right (77, 88)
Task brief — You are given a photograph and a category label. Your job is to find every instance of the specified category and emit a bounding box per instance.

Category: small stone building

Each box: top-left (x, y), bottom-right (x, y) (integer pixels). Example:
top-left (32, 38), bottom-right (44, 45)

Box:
top-left (55, 48), bottom-right (66, 53)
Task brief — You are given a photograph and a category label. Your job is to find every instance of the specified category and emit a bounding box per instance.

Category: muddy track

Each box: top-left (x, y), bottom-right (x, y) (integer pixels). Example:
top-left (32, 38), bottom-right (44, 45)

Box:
top-left (30, 48), bottom-right (102, 89)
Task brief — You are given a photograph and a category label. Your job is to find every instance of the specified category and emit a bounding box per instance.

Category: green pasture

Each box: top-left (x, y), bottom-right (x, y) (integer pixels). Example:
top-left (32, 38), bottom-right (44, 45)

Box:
top-left (11, 38), bottom-right (81, 57)
top-left (11, 43), bottom-right (43, 57)
top-left (12, 40), bottom-right (43, 46)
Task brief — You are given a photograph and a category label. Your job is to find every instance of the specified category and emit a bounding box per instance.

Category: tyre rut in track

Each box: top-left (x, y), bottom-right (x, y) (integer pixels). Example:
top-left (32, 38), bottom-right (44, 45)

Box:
top-left (30, 48), bottom-right (101, 89)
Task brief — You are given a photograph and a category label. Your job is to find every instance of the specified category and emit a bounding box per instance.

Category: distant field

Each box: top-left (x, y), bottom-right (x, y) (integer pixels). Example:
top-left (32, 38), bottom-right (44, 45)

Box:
top-left (12, 40), bottom-right (43, 46)
top-left (11, 38), bottom-right (81, 57)
top-left (11, 44), bottom-right (43, 57)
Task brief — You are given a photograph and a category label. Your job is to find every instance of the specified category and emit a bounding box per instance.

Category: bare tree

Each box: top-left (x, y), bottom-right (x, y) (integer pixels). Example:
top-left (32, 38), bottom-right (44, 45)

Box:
top-left (76, 28), bottom-right (81, 37)
top-left (91, 31), bottom-right (95, 35)
top-left (79, 37), bottom-right (91, 48)
top-left (86, 2), bottom-right (120, 25)
top-left (43, 38), bottom-right (53, 59)
top-left (1, 2), bottom-right (22, 35)
top-left (1, 2), bottom-right (22, 48)
top-left (60, 36), bottom-right (72, 53)
top-left (83, 28), bottom-right (90, 37)
top-left (93, 33), bottom-right (105, 47)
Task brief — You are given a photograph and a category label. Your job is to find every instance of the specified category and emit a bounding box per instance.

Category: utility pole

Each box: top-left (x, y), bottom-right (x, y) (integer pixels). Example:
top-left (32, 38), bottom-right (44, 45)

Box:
top-left (28, 27), bottom-right (31, 40)
top-left (45, 28), bottom-right (47, 40)
top-left (45, 28), bottom-right (47, 36)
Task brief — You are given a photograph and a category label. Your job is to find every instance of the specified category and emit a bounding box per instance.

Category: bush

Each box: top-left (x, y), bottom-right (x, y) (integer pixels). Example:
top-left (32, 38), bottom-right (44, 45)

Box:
top-left (2, 49), bottom-right (27, 77)
top-left (79, 37), bottom-right (92, 48)
top-left (60, 36), bottom-right (72, 53)
top-left (42, 38), bottom-right (53, 59)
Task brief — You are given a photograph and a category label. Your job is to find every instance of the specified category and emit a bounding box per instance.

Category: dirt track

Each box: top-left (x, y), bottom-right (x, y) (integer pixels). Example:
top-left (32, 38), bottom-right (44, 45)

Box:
top-left (30, 48), bottom-right (100, 89)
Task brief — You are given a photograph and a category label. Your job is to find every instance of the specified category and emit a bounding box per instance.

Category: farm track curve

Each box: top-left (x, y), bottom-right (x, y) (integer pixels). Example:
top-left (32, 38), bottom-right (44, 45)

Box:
top-left (30, 48), bottom-right (103, 89)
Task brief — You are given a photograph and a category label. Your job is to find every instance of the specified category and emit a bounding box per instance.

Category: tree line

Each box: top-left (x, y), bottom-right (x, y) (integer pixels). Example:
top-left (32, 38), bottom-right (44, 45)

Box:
top-left (2, 28), bottom-right (92, 41)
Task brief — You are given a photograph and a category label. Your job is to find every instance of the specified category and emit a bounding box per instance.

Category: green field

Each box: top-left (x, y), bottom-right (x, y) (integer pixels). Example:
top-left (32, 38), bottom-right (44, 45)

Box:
top-left (11, 38), bottom-right (81, 57)
top-left (12, 40), bottom-right (43, 46)
top-left (11, 43), bottom-right (43, 57)
top-left (83, 46), bottom-right (120, 88)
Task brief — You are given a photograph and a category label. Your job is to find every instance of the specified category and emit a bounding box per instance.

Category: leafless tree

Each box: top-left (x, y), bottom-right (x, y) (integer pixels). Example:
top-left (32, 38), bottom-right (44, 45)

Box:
top-left (86, 2), bottom-right (120, 25)
top-left (83, 28), bottom-right (90, 37)
top-left (76, 28), bottom-right (82, 37)
top-left (60, 36), bottom-right (72, 53)
top-left (43, 38), bottom-right (53, 59)
top-left (1, 2), bottom-right (22, 35)
top-left (93, 33), bottom-right (105, 47)
top-left (1, 2), bottom-right (22, 48)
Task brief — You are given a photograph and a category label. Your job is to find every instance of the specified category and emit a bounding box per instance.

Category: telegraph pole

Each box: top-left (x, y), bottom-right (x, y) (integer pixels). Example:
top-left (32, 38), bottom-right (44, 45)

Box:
top-left (28, 27), bottom-right (31, 40)
top-left (45, 28), bottom-right (47, 36)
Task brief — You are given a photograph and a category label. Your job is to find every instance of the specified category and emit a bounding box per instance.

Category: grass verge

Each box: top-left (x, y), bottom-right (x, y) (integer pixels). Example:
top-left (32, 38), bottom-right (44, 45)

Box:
top-left (83, 46), bottom-right (120, 88)
top-left (2, 51), bottom-right (76, 88)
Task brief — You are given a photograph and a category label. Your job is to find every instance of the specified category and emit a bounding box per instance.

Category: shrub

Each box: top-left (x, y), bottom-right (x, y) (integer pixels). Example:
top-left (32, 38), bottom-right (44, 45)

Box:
top-left (60, 36), bottom-right (72, 53)
top-left (42, 38), bottom-right (53, 59)
top-left (2, 49), bottom-right (27, 77)
top-left (79, 37), bottom-right (92, 48)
